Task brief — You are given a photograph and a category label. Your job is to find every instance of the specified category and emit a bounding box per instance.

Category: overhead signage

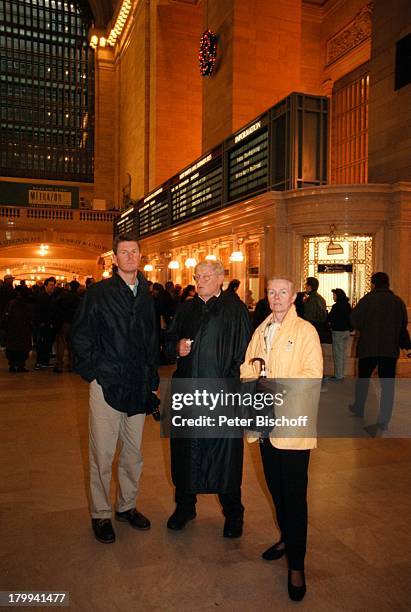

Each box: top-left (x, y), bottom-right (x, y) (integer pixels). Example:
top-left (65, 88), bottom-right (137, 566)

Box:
top-left (138, 190), bottom-right (169, 236)
top-left (116, 209), bottom-right (138, 235)
top-left (317, 264), bottom-right (353, 273)
top-left (234, 121), bottom-right (262, 144)
top-left (171, 149), bottom-right (222, 223)
top-left (0, 181), bottom-right (79, 208)
top-left (228, 127), bottom-right (269, 202)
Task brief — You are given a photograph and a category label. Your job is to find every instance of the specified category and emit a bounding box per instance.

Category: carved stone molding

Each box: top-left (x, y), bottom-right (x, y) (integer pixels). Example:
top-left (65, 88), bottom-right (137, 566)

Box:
top-left (322, 78), bottom-right (334, 97)
top-left (326, 3), bottom-right (373, 66)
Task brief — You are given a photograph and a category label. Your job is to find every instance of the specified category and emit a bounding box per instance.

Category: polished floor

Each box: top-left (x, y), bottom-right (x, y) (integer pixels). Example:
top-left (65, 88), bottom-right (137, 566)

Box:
top-left (0, 355), bottom-right (411, 611)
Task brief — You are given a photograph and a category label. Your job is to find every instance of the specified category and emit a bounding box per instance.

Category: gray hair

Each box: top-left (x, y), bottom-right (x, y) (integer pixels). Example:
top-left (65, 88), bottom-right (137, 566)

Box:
top-left (195, 259), bottom-right (224, 276)
top-left (266, 277), bottom-right (295, 293)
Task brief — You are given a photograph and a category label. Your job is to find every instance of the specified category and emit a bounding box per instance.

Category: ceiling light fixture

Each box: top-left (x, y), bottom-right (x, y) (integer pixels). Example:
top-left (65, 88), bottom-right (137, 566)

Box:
top-left (185, 257), bottom-right (197, 269)
top-left (327, 225), bottom-right (344, 255)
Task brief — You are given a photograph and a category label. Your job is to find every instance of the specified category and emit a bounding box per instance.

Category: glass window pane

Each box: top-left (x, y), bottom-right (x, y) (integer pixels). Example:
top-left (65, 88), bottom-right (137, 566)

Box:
top-left (0, 0), bottom-right (94, 181)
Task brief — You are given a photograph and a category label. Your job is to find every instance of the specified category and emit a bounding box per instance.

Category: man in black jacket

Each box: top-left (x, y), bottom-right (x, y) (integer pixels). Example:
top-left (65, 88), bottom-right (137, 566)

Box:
top-left (350, 272), bottom-right (409, 435)
top-left (164, 260), bottom-right (251, 538)
top-left (71, 232), bottom-right (159, 544)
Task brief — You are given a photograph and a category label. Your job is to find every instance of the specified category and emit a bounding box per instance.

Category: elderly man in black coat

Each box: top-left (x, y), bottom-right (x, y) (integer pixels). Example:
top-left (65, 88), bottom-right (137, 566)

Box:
top-left (165, 260), bottom-right (251, 538)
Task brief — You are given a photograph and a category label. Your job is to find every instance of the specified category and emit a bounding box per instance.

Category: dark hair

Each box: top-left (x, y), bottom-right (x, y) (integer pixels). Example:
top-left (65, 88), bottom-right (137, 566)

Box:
top-left (294, 291), bottom-right (306, 317)
top-left (371, 272), bottom-right (389, 289)
top-left (70, 280), bottom-right (80, 292)
top-left (332, 288), bottom-right (349, 302)
top-left (306, 276), bottom-right (319, 291)
top-left (181, 284), bottom-right (196, 301)
top-left (85, 277), bottom-right (94, 288)
top-left (15, 284), bottom-right (30, 299)
top-left (112, 232), bottom-right (140, 254)
top-left (227, 279), bottom-right (240, 292)
top-left (44, 276), bottom-right (56, 286)
top-left (152, 282), bottom-right (164, 292)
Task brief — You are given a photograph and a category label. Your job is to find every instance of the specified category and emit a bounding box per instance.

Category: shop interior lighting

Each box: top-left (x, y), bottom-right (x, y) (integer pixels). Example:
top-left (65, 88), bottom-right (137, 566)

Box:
top-left (185, 257), bottom-right (197, 269)
top-left (229, 251), bottom-right (244, 262)
top-left (229, 234), bottom-right (244, 263)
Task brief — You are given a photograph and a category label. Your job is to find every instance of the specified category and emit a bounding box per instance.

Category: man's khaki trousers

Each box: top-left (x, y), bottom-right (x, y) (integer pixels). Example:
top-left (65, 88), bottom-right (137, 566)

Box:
top-left (89, 380), bottom-right (145, 519)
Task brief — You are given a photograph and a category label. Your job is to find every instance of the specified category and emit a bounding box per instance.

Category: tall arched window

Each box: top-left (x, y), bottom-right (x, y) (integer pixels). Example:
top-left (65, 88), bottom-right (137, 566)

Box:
top-left (0, 0), bottom-right (94, 182)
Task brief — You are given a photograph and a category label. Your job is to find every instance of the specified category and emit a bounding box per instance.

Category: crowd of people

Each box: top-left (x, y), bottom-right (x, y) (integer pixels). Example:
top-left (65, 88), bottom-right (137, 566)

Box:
top-left (0, 274), bottom-right (94, 373)
top-left (1, 233), bottom-right (409, 603)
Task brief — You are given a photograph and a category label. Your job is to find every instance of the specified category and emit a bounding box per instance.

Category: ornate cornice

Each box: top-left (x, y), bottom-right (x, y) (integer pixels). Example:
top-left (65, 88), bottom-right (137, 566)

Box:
top-left (326, 2), bottom-right (373, 66)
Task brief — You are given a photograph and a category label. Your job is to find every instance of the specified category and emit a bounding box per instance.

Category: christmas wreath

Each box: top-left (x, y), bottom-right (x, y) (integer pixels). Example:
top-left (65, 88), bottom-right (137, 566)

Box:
top-left (199, 29), bottom-right (218, 77)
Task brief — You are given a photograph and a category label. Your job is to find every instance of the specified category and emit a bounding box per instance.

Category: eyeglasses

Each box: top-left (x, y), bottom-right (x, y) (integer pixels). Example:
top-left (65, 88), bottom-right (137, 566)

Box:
top-left (193, 274), bottom-right (216, 282)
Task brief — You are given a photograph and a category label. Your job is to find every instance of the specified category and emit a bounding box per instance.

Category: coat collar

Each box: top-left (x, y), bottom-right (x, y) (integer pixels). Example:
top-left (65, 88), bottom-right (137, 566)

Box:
top-left (260, 304), bottom-right (298, 332)
top-left (113, 270), bottom-right (149, 296)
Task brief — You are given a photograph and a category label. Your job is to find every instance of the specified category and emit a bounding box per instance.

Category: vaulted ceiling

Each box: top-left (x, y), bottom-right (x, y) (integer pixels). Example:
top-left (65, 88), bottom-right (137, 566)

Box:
top-left (85, 0), bottom-right (201, 28)
top-left (86, 0), bottom-right (118, 28)
top-left (85, 0), bottom-right (329, 28)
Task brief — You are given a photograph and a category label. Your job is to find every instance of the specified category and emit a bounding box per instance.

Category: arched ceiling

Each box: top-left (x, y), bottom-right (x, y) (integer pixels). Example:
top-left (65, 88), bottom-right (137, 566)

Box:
top-left (85, 0), bottom-right (118, 28)
top-left (85, 0), bottom-right (202, 28)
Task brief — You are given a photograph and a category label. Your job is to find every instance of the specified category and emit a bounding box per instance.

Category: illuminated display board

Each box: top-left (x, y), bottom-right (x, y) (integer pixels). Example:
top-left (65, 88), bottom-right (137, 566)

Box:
top-left (116, 207), bottom-right (137, 235)
top-left (227, 118), bottom-right (269, 202)
top-left (138, 188), bottom-right (169, 237)
top-left (114, 94), bottom-right (328, 238)
top-left (171, 149), bottom-right (223, 223)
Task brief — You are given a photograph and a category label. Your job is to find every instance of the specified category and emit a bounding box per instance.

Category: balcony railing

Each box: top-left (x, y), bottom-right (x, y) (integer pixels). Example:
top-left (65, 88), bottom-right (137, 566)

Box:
top-left (0, 206), bottom-right (119, 223)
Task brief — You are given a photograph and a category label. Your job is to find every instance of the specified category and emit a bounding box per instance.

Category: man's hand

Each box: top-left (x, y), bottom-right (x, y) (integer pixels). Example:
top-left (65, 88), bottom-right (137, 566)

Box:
top-left (178, 338), bottom-right (193, 357)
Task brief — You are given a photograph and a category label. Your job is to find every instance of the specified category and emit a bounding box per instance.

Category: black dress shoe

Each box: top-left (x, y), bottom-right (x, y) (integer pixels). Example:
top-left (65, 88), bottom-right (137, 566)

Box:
top-left (167, 508), bottom-right (196, 530)
top-left (92, 518), bottom-right (115, 543)
top-left (288, 570), bottom-right (306, 602)
top-left (262, 541), bottom-right (286, 560)
top-left (223, 516), bottom-right (243, 538)
top-left (115, 508), bottom-right (151, 530)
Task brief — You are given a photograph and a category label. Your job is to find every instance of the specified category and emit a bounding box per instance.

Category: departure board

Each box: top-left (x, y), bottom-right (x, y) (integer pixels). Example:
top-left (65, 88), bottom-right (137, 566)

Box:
top-left (171, 150), bottom-right (223, 223)
top-left (227, 119), bottom-right (269, 202)
top-left (138, 188), bottom-right (169, 237)
top-left (115, 207), bottom-right (138, 236)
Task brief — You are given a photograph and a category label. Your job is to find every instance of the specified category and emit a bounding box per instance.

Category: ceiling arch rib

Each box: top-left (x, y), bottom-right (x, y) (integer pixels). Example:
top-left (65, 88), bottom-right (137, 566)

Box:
top-left (85, 0), bottom-right (117, 28)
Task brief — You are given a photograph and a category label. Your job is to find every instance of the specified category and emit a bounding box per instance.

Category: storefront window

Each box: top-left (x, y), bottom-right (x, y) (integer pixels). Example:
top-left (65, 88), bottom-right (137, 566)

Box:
top-left (303, 234), bottom-right (373, 307)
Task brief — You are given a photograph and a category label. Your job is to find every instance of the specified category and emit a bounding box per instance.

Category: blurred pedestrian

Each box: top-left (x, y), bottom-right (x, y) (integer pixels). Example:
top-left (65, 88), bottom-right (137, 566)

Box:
top-left (5, 285), bottom-right (34, 372)
top-left (328, 289), bottom-right (352, 380)
top-left (350, 272), bottom-right (409, 435)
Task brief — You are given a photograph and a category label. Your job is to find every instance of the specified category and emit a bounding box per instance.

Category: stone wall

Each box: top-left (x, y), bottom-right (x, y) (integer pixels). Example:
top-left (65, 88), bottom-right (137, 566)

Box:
top-left (368, 0), bottom-right (411, 183)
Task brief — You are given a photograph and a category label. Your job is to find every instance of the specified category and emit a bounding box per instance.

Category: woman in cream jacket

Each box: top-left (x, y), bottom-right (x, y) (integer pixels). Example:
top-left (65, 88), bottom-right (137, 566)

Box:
top-left (240, 277), bottom-right (323, 602)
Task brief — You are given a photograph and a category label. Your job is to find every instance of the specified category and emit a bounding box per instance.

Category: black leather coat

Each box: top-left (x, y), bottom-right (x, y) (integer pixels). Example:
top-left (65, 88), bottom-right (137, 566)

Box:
top-left (71, 272), bottom-right (159, 416)
top-left (164, 293), bottom-right (251, 494)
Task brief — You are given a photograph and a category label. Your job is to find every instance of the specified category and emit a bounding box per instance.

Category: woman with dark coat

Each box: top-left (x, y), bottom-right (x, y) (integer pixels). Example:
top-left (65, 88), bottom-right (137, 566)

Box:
top-left (5, 285), bottom-right (34, 372)
top-left (328, 288), bottom-right (352, 380)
